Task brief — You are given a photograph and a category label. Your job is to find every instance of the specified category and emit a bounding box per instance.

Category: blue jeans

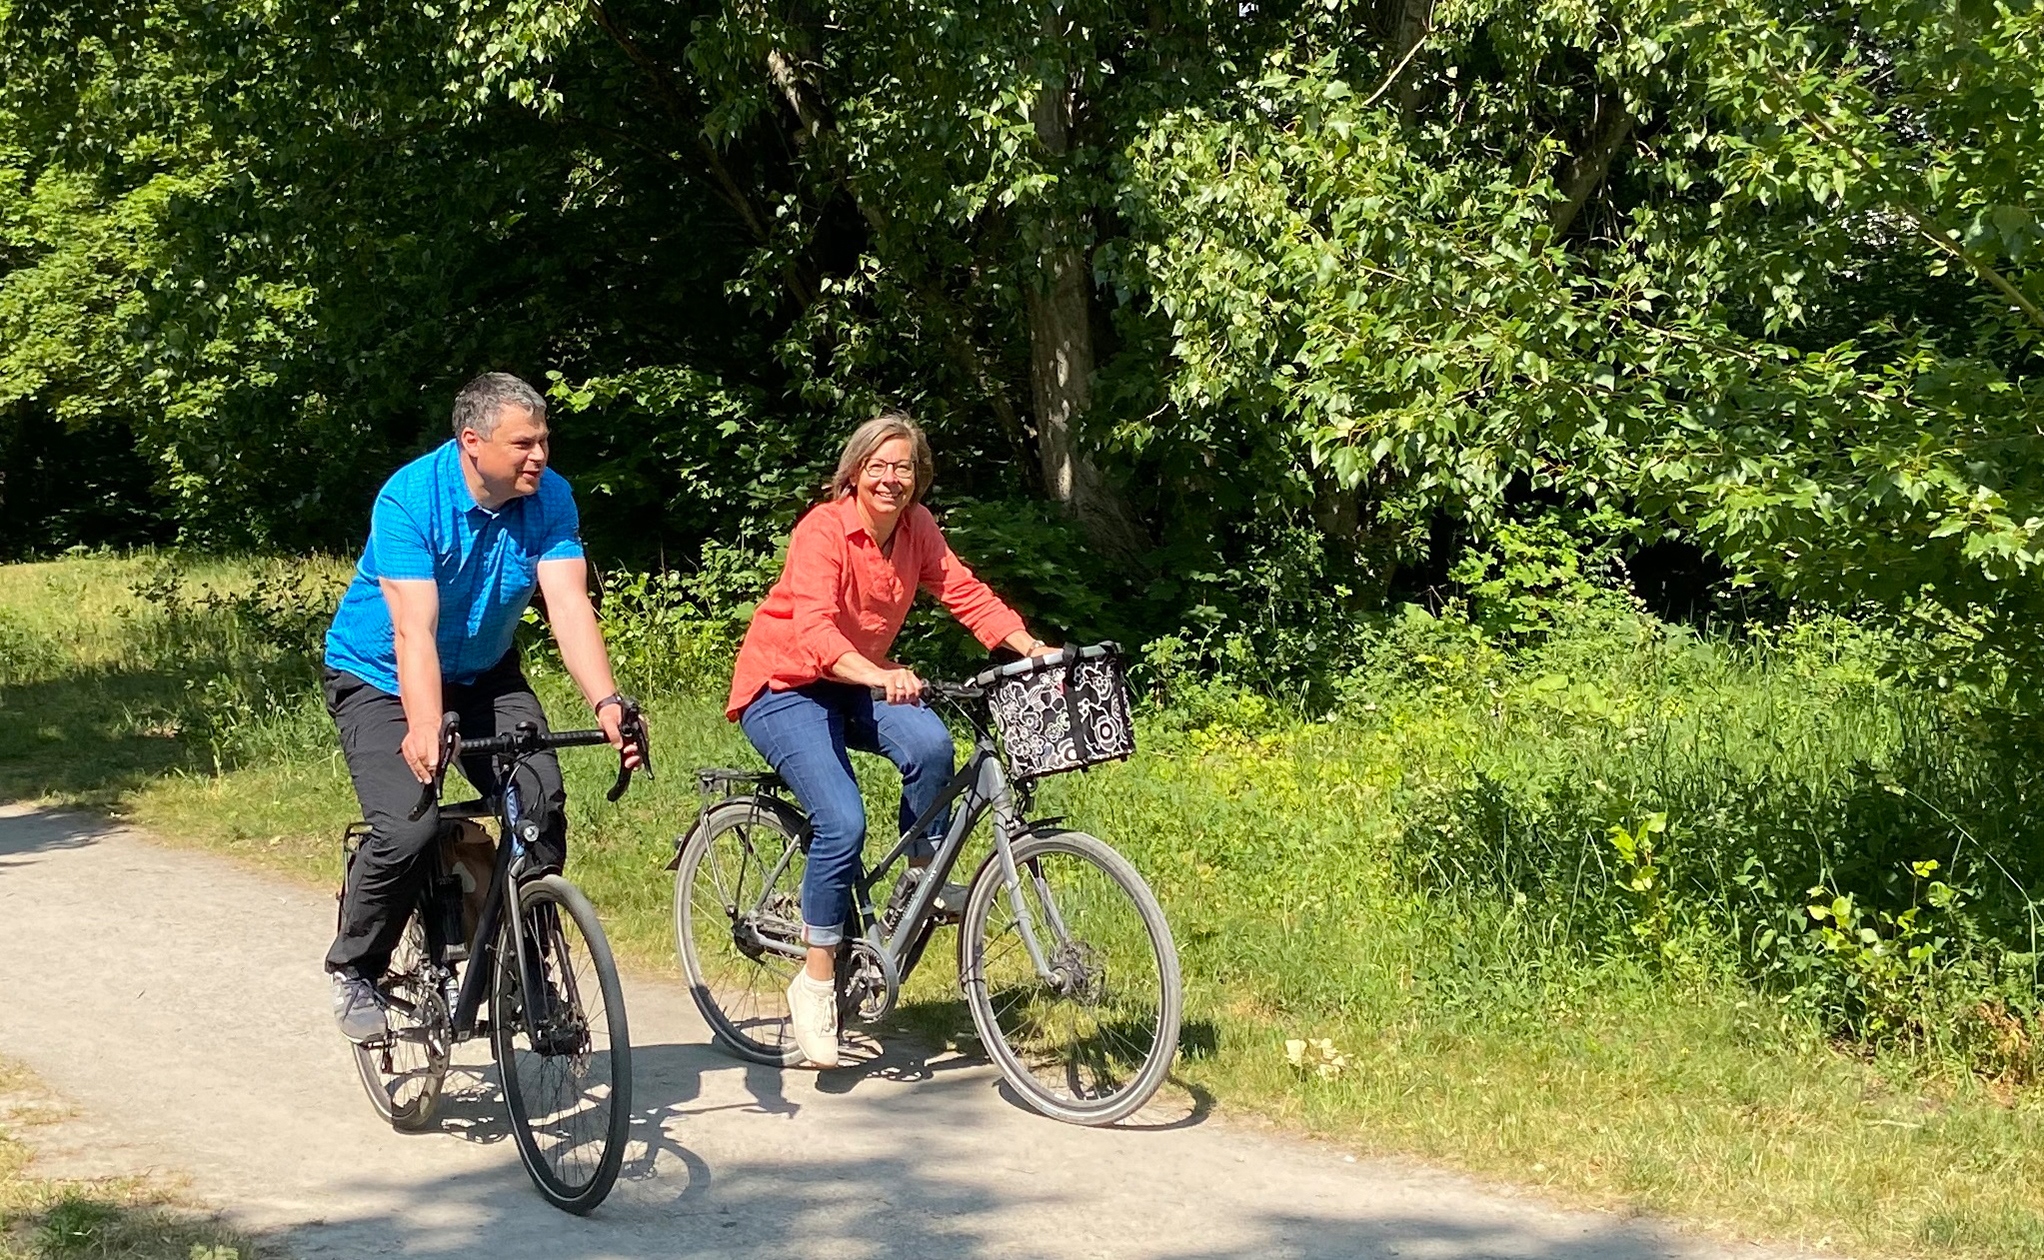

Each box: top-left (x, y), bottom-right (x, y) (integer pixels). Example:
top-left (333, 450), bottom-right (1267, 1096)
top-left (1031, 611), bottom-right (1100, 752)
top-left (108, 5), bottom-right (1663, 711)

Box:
top-left (738, 682), bottom-right (956, 947)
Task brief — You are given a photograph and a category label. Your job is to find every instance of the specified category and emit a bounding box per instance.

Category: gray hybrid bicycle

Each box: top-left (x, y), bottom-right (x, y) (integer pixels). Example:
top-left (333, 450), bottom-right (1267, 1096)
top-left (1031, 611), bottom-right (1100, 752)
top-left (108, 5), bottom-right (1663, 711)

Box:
top-left (671, 644), bottom-right (1181, 1125)
top-left (342, 705), bottom-right (648, 1213)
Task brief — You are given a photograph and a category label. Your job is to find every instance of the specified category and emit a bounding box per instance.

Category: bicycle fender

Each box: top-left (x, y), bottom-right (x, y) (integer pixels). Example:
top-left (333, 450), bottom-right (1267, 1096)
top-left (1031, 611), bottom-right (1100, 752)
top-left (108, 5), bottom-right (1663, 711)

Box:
top-left (667, 793), bottom-right (810, 870)
top-left (1011, 816), bottom-right (1070, 842)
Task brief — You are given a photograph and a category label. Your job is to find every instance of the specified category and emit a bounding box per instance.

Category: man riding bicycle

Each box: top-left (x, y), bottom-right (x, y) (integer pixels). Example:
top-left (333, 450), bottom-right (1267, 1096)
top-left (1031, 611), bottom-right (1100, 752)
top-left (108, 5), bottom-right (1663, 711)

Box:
top-left (321, 371), bottom-right (645, 1043)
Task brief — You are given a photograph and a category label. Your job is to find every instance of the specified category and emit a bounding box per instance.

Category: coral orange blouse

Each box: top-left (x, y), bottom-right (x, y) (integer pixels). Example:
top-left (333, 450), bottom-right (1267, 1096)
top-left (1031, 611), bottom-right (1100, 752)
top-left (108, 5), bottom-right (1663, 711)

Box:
top-left (726, 496), bottom-right (1026, 719)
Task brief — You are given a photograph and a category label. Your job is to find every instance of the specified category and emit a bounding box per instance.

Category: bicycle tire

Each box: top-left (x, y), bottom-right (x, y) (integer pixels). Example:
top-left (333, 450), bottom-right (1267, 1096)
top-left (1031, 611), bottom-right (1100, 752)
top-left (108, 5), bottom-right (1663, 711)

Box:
top-left (673, 797), bottom-right (810, 1066)
top-left (959, 830), bottom-right (1181, 1126)
top-left (351, 917), bottom-right (450, 1132)
top-left (491, 874), bottom-right (631, 1214)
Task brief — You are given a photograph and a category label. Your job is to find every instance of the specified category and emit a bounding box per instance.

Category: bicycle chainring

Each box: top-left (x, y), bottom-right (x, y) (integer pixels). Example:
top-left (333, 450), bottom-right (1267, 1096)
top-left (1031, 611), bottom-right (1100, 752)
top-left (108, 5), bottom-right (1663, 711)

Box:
top-left (839, 940), bottom-right (898, 1024)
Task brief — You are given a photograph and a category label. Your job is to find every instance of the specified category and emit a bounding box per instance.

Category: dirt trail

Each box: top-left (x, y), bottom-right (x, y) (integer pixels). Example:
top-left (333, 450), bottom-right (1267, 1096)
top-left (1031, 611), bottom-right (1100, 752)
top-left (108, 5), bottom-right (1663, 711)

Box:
top-left (0, 803), bottom-right (1813, 1259)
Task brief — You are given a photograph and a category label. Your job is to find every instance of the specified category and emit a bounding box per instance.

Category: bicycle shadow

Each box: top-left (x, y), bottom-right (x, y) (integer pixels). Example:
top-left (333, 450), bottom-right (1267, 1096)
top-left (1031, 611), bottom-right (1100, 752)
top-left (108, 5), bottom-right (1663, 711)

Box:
top-left (808, 992), bottom-right (1216, 1130)
top-left (417, 1038), bottom-right (798, 1198)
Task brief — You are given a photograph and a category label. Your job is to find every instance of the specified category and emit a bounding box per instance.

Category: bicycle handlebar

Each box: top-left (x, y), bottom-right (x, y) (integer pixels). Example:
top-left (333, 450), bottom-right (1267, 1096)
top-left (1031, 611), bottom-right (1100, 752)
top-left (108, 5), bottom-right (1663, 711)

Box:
top-left (862, 643), bottom-right (1122, 708)
top-left (406, 699), bottom-right (654, 821)
top-left (864, 679), bottom-right (984, 704)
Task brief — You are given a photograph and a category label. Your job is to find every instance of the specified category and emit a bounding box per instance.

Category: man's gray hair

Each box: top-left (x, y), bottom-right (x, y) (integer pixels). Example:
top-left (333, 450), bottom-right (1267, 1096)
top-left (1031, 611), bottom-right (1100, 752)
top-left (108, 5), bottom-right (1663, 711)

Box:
top-left (451, 372), bottom-right (548, 439)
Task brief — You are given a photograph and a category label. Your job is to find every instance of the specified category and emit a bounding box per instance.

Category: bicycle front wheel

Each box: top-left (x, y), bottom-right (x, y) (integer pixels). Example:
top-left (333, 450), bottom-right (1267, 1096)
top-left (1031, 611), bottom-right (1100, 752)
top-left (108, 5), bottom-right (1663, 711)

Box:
top-left (491, 875), bottom-right (632, 1214)
top-left (352, 917), bottom-right (450, 1132)
top-left (960, 830), bottom-right (1182, 1126)
top-left (673, 798), bottom-right (810, 1066)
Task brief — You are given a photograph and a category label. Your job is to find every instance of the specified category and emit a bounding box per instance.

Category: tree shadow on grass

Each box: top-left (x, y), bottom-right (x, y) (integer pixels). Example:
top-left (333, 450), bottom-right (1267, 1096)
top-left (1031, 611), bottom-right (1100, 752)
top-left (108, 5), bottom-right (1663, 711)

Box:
top-left (0, 666), bottom-right (213, 807)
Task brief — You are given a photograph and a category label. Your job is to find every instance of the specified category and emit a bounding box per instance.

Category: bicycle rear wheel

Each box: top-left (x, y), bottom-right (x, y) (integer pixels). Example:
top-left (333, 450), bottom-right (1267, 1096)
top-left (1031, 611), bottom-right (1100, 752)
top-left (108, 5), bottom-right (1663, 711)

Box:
top-left (491, 875), bottom-right (631, 1214)
top-left (673, 798), bottom-right (809, 1065)
top-left (960, 830), bottom-right (1181, 1125)
top-left (352, 918), bottom-right (450, 1132)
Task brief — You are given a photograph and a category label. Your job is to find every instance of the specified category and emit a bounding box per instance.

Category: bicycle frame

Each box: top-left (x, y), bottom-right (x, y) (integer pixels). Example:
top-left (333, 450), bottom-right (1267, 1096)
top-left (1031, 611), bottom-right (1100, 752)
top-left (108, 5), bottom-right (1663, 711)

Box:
top-left (431, 768), bottom-right (541, 1043)
top-left (718, 695), bottom-right (1069, 996)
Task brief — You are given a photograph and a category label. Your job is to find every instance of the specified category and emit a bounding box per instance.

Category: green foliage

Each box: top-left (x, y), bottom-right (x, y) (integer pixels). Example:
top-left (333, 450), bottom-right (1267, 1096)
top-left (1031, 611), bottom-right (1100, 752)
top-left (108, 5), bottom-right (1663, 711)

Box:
top-left (579, 545), bottom-right (773, 699)
top-left (1390, 606), bottom-right (2044, 1072)
top-left (3, 0), bottom-right (2042, 691)
top-left (121, 556), bottom-right (346, 768)
top-left (1447, 507), bottom-right (1640, 643)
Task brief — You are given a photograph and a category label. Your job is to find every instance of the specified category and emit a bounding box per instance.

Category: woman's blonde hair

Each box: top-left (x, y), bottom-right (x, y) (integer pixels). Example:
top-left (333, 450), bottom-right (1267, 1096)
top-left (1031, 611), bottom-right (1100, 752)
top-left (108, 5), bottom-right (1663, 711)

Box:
top-left (829, 410), bottom-right (934, 505)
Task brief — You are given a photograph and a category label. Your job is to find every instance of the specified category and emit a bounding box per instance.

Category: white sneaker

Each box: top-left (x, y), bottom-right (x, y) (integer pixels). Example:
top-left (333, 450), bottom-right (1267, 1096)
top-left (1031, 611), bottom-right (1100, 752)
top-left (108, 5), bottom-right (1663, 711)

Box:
top-left (785, 971), bottom-right (840, 1068)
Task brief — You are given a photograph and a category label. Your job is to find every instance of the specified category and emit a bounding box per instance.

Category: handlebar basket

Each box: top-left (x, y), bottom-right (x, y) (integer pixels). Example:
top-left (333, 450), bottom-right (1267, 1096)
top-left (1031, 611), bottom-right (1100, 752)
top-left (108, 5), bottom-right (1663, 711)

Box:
top-left (980, 643), bottom-right (1136, 782)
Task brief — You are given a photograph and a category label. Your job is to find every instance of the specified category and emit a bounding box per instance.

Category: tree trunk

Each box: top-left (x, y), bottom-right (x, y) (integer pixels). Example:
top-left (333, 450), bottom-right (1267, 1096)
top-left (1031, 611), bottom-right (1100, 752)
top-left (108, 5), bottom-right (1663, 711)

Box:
top-left (1026, 54), bottom-right (1146, 562)
top-left (1552, 94), bottom-right (1635, 238)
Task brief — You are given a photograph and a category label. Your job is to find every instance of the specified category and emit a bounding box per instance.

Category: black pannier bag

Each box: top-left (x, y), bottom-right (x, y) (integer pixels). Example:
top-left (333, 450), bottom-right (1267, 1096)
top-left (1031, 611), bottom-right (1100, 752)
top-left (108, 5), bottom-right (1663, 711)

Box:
top-left (977, 642), bottom-right (1135, 782)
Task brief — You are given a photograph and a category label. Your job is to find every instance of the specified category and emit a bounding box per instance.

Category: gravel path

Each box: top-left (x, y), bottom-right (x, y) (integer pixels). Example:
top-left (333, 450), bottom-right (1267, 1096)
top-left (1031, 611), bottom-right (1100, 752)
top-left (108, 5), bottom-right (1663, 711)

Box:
top-left (0, 802), bottom-right (1814, 1259)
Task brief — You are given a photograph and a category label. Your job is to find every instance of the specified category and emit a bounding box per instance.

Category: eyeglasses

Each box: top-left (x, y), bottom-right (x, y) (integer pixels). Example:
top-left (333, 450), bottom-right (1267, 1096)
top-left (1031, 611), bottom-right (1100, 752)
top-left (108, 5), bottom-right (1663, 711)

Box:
top-left (862, 459), bottom-right (917, 479)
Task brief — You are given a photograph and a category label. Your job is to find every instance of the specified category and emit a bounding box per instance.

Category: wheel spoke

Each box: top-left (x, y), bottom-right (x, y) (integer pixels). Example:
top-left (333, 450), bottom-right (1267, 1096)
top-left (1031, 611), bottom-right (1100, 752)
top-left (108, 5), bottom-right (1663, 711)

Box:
top-left (352, 918), bottom-right (450, 1131)
top-left (677, 806), bottom-right (807, 1061)
top-left (963, 834), bottom-right (1178, 1124)
top-left (496, 877), bottom-right (629, 1211)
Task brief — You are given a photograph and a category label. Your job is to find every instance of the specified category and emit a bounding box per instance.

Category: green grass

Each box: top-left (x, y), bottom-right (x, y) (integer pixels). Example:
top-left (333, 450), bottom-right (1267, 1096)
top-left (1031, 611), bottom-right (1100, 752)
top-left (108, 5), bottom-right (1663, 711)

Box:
top-left (0, 1059), bottom-right (257, 1260)
top-left (10, 553), bottom-right (2044, 1259)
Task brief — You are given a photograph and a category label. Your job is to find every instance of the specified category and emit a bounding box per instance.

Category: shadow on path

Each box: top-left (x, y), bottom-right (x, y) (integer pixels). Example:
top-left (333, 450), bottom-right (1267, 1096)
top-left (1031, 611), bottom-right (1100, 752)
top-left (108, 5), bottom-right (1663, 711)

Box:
top-left (0, 806), bottom-right (116, 872)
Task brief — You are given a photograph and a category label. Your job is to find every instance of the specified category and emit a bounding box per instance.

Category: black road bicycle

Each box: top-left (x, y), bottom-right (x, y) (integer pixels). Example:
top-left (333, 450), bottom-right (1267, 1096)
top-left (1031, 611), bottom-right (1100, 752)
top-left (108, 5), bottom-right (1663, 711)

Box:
top-left (340, 705), bottom-right (650, 1213)
top-left (672, 644), bottom-right (1181, 1126)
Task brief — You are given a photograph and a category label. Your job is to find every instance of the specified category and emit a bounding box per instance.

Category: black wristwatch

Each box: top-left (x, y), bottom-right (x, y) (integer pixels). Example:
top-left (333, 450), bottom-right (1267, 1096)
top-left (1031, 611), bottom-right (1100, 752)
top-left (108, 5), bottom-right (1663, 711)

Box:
top-left (593, 693), bottom-right (626, 716)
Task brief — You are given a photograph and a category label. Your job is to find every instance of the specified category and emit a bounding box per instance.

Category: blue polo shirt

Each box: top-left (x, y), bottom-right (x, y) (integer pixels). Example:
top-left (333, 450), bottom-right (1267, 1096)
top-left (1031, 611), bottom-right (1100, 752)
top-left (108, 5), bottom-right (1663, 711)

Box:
top-left (324, 441), bottom-right (585, 694)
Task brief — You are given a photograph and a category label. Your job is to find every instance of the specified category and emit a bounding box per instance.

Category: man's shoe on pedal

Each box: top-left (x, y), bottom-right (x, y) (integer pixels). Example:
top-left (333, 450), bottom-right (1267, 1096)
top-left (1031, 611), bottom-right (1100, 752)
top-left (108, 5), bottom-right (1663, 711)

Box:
top-left (330, 971), bottom-right (387, 1043)
top-left (786, 971), bottom-right (840, 1067)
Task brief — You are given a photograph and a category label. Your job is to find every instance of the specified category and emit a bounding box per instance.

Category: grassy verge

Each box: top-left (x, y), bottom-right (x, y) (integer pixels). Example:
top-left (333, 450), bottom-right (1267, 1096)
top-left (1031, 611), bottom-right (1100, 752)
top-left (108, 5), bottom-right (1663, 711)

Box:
top-left (0, 1060), bottom-right (257, 1260)
top-left (9, 553), bottom-right (2044, 1258)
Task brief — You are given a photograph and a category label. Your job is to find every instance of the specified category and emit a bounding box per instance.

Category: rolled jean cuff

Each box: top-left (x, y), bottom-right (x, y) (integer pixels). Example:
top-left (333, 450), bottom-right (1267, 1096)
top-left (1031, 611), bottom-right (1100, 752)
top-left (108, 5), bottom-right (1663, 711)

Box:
top-left (803, 922), bottom-right (845, 948)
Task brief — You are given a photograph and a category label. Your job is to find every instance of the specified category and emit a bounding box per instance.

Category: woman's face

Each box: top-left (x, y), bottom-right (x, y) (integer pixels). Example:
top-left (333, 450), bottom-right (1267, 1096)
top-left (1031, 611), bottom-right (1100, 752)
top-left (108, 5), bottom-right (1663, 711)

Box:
top-left (854, 436), bottom-right (918, 521)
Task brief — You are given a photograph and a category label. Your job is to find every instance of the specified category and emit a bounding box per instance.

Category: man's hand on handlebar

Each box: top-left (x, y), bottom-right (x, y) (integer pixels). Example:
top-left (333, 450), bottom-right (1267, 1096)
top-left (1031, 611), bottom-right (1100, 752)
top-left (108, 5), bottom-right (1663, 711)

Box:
top-left (401, 716), bottom-right (446, 784)
top-left (597, 702), bottom-right (645, 770)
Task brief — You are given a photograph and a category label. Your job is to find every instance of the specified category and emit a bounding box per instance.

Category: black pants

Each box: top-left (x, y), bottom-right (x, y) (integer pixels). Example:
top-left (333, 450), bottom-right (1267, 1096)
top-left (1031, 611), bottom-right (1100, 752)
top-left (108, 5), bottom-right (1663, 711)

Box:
top-left (324, 652), bottom-right (567, 981)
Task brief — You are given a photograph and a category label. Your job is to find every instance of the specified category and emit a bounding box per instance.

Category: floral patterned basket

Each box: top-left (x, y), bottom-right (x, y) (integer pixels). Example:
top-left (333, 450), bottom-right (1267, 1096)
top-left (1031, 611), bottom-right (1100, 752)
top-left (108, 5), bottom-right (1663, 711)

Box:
top-left (977, 642), bottom-right (1135, 782)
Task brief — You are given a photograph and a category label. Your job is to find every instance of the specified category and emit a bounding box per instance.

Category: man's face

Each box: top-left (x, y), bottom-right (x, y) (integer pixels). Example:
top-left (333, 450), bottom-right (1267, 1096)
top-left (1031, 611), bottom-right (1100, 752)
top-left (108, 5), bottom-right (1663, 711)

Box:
top-left (460, 406), bottom-right (550, 500)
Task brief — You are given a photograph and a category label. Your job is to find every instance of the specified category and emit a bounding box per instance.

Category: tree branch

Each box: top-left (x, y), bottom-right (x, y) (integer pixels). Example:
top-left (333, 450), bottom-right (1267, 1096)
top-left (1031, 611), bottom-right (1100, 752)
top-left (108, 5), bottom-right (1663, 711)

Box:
top-left (1551, 96), bottom-right (1635, 236)
top-left (1361, 21), bottom-right (1433, 110)
top-left (1782, 82), bottom-right (2044, 335)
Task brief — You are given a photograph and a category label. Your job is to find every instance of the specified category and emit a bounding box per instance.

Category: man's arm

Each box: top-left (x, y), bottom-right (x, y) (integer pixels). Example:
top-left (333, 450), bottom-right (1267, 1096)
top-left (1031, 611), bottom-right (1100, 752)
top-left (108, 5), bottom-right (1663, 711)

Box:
top-left (535, 558), bottom-right (644, 766)
top-left (380, 578), bottom-right (444, 783)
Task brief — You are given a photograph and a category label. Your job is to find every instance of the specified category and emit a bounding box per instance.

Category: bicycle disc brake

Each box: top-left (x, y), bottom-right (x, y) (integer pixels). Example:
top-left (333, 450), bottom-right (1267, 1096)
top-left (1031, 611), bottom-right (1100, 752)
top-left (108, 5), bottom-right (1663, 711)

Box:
top-left (1049, 938), bottom-right (1105, 1004)
top-left (839, 940), bottom-right (899, 1024)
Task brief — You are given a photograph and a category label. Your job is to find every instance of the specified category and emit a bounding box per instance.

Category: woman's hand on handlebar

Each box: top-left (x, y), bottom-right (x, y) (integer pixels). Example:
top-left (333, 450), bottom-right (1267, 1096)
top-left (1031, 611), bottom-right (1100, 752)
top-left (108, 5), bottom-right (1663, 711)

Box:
top-left (878, 667), bottom-right (924, 706)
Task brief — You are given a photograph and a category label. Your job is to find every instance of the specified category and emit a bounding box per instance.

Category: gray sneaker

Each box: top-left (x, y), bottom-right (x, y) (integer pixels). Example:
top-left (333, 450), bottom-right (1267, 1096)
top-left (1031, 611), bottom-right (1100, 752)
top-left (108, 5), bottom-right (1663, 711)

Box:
top-left (330, 971), bottom-right (387, 1044)
top-left (929, 880), bottom-right (970, 924)
top-left (884, 868), bottom-right (970, 929)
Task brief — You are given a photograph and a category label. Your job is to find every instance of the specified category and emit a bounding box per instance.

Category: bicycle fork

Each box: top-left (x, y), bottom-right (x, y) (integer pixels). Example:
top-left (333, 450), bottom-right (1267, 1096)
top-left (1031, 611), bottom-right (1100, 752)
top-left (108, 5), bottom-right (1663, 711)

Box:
top-left (980, 762), bottom-right (1070, 992)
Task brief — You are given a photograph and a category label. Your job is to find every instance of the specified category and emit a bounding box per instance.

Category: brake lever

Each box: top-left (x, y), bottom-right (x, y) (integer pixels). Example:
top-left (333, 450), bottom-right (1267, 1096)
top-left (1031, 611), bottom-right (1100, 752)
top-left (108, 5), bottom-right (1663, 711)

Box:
top-left (407, 712), bottom-right (460, 822)
top-left (605, 698), bottom-right (651, 802)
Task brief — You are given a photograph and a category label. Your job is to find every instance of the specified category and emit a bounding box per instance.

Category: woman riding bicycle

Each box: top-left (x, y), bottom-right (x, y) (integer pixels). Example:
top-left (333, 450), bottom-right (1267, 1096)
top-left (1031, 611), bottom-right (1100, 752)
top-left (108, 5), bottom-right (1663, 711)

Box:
top-left (726, 410), bottom-right (1056, 1067)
